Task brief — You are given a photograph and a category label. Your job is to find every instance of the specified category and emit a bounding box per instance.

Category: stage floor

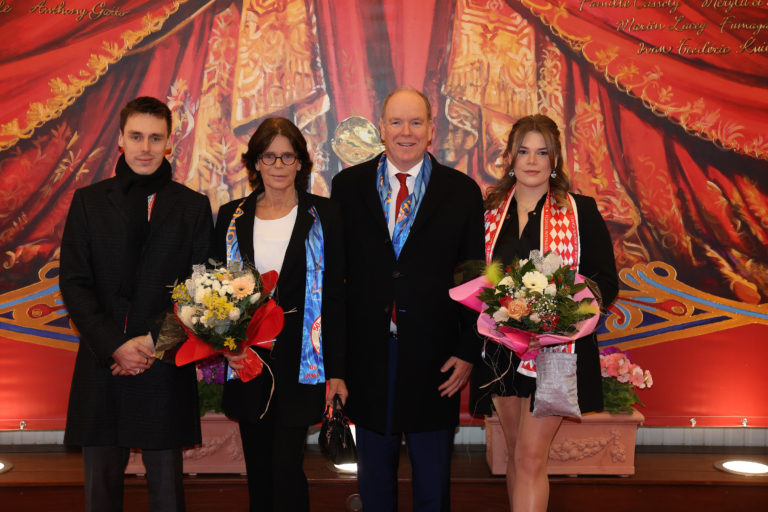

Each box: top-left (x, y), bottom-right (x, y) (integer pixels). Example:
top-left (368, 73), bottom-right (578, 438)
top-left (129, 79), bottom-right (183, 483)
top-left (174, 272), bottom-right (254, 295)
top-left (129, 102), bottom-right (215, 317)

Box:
top-left (1, 445), bottom-right (766, 511)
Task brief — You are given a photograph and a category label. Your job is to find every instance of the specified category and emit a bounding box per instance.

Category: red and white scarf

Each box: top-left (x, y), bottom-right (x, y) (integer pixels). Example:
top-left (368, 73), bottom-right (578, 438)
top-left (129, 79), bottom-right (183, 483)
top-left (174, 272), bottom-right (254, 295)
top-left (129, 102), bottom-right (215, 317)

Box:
top-left (483, 186), bottom-right (580, 376)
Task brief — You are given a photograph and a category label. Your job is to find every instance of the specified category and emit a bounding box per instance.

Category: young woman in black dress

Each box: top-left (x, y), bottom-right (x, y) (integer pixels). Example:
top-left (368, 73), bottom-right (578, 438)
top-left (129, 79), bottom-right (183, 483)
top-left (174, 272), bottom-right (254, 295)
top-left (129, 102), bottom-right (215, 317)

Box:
top-left (470, 114), bottom-right (618, 511)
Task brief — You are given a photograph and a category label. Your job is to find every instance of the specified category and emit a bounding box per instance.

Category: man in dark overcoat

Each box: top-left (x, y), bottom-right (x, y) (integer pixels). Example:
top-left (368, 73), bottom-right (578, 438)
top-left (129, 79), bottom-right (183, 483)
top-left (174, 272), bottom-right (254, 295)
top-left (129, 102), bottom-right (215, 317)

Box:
top-left (331, 88), bottom-right (485, 512)
top-left (60, 96), bottom-right (213, 511)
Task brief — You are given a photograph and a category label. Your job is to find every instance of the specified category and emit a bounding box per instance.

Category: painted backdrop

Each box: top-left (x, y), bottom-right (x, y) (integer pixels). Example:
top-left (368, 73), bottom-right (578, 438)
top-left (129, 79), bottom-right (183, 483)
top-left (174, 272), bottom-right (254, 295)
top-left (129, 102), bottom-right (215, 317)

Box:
top-left (1, 0), bottom-right (767, 429)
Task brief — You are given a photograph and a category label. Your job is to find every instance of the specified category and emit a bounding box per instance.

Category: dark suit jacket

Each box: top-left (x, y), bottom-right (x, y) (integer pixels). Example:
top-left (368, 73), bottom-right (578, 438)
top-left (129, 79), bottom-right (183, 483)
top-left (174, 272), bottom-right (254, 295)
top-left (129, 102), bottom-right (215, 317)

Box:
top-left (331, 153), bottom-right (485, 433)
top-left (60, 177), bottom-right (213, 449)
top-left (214, 189), bottom-right (345, 426)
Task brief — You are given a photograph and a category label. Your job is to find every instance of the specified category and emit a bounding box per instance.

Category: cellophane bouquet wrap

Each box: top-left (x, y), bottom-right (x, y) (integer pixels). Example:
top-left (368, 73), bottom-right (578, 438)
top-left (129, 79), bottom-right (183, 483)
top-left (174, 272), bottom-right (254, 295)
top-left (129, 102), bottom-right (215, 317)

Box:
top-left (159, 262), bottom-right (284, 382)
top-left (449, 250), bottom-right (600, 359)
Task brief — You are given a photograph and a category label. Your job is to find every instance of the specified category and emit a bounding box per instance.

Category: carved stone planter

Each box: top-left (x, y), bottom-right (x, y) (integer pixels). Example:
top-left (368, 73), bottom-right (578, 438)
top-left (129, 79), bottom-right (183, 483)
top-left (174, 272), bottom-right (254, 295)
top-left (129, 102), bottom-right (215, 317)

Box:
top-left (485, 409), bottom-right (644, 476)
top-left (125, 412), bottom-right (245, 475)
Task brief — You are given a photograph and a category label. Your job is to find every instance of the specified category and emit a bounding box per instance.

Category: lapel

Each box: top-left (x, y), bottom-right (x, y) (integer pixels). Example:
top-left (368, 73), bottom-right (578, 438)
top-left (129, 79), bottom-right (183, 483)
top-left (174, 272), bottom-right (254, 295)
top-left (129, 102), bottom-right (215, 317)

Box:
top-left (234, 192), bottom-right (258, 267)
top-left (147, 182), bottom-right (181, 241)
top-left (279, 190), bottom-right (314, 289)
top-left (406, 153), bottom-right (443, 239)
top-left (105, 179), bottom-right (130, 224)
top-left (361, 154), bottom-right (391, 239)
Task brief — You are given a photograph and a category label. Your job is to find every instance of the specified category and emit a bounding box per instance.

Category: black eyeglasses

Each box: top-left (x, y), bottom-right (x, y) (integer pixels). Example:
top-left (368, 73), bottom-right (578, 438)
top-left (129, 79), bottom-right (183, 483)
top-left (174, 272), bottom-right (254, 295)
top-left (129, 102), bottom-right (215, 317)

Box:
top-left (259, 153), bottom-right (297, 165)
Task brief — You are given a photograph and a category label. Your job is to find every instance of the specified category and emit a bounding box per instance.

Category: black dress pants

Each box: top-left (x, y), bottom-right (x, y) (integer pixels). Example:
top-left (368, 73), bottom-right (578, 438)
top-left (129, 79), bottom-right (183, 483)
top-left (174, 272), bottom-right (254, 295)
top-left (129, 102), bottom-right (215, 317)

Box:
top-left (82, 445), bottom-right (185, 512)
top-left (238, 409), bottom-right (310, 512)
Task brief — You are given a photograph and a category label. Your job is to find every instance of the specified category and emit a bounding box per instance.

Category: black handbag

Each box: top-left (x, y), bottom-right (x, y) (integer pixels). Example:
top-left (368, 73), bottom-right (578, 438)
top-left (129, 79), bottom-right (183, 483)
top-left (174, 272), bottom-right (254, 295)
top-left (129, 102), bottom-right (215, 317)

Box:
top-left (319, 395), bottom-right (357, 465)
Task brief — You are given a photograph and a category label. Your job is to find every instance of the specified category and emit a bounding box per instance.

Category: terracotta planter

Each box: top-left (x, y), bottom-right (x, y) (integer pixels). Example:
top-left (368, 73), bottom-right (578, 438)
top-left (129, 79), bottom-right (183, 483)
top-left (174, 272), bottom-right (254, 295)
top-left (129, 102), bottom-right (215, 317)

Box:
top-left (125, 412), bottom-right (246, 475)
top-left (485, 408), bottom-right (644, 476)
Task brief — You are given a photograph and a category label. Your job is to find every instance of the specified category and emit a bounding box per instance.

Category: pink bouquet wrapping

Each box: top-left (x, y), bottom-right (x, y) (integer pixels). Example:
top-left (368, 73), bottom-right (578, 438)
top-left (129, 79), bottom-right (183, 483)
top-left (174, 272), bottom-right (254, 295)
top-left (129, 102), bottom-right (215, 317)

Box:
top-left (450, 251), bottom-right (600, 360)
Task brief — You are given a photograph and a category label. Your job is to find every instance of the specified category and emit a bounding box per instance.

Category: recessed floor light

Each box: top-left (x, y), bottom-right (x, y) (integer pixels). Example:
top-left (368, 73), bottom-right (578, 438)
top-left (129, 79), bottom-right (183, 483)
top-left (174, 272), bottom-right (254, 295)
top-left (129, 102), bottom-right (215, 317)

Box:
top-left (0, 460), bottom-right (12, 474)
top-left (714, 460), bottom-right (768, 476)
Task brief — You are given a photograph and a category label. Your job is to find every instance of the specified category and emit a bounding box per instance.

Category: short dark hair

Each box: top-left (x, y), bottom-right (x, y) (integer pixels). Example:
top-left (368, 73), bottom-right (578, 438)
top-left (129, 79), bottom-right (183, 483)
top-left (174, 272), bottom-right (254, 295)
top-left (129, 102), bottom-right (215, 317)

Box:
top-left (241, 117), bottom-right (312, 192)
top-left (381, 87), bottom-right (433, 122)
top-left (119, 97), bottom-right (172, 135)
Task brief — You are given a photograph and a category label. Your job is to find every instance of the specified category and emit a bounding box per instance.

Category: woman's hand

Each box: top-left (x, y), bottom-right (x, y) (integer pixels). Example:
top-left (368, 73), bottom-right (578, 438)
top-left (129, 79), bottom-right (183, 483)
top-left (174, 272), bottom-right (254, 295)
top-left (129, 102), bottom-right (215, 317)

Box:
top-left (326, 378), bottom-right (349, 406)
top-left (528, 336), bottom-right (542, 352)
top-left (224, 346), bottom-right (250, 370)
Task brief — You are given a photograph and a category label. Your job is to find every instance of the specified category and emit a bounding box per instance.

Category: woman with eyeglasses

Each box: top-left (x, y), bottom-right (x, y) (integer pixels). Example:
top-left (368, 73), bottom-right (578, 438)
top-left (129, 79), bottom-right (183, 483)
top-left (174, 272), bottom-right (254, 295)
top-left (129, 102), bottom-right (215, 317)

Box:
top-left (213, 117), bottom-right (347, 511)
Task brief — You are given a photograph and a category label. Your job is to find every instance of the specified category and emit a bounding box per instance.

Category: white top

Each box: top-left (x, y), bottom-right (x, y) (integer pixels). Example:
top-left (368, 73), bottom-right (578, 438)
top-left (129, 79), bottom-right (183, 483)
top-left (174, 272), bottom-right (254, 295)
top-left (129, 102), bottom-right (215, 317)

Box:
top-left (252, 206), bottom-right (298, 275)
top-left (386, 159), bottom-right (422, 236)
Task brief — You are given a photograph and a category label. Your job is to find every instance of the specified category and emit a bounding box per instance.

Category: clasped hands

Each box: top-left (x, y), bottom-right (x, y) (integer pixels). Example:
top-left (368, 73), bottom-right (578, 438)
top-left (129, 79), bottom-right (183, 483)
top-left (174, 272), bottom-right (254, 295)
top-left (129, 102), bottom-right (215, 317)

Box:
top-left (111, 333), bottom-right (155, 376)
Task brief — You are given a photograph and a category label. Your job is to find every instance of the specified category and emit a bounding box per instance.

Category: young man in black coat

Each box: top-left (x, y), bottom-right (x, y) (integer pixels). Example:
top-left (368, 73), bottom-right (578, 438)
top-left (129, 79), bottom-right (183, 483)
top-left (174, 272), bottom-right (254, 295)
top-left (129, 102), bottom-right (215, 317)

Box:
top-left (331, 88), bottom-right (485, 512)
top-left (60, 96), bottom-right (213, 511)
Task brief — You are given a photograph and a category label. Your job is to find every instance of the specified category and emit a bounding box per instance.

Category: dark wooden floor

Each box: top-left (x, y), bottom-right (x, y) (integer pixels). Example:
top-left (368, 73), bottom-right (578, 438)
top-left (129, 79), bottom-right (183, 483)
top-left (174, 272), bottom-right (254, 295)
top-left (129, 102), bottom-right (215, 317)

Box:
top-left (1, 445), bottom-right (766, 511)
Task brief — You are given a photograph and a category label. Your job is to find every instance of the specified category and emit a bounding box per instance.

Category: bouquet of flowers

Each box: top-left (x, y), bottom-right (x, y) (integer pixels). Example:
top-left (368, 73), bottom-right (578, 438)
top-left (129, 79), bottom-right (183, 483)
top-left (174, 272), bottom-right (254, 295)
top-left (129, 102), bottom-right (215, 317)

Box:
top-left (600, 347), bottom-right (653, 414)
top-left (450, 250), bottom-right (600, 359)
top-left (162, 261), bottom-right (284, 382)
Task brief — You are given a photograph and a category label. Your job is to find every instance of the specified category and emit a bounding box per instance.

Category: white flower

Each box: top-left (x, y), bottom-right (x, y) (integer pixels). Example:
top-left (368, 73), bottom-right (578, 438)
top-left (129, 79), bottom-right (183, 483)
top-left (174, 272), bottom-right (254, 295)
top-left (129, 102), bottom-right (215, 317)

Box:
top-left (499, 276), bottom-right (514, 288)
top-left (529, 313), bottom-right (541, 323)
top-left (249, 292), bottom-right (262, 304)
top-left (522, 271), bottom-right (548, 293)
top-left (178, 305), bottom-right (197, 329)
top-left (540, 252), bottom-right (562, 276)
top-left (228, 308), bottom-right (241, 321)
top-left (544, 284), bottom-right (557, 296)
top-left (492, 307), bottom-right (510, 323)
top-left (518, 258), bottom-right (529, 268)
top-left (194, 288), bottom-right (208, 304)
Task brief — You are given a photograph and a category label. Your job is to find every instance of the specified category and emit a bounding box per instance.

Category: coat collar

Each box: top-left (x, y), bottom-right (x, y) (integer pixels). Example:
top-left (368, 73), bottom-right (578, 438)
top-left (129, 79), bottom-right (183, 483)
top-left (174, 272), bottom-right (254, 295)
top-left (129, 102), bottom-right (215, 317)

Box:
top-left (105, 178), bottom-right (181, 233)
top-left (360, 152), bottom-right (446, 258)
top-left (233, 189), bottom-right (315, 282)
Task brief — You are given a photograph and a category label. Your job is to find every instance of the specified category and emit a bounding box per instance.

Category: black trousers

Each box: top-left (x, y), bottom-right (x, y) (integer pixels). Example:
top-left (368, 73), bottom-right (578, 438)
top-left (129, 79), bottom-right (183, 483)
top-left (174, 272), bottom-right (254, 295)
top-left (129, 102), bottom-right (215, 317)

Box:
top-left (82, 445), bottom-right (185, 512)
top-left (238, 409), bottom-right (310, 512)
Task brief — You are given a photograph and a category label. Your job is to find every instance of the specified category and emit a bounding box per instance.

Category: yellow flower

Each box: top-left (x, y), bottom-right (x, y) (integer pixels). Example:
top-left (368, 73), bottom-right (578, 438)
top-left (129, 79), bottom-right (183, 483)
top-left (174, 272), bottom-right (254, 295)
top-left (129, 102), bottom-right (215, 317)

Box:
top-left (224, 337), bottom-right (237, 351)
top-left (202, 292), bottom-right (235, 320)
top-left (172, 283), bottom-right (191, 303)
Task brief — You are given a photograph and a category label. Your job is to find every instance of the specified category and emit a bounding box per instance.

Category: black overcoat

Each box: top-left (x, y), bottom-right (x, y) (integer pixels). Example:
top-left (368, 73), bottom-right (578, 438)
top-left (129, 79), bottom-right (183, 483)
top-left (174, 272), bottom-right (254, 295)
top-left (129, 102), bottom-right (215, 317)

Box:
top-left (60, 177), bottom-right (213, 449)
top-left (214, 190), bottom-right (345, 427)
top-left (331, 153), bottom-right (485, 433)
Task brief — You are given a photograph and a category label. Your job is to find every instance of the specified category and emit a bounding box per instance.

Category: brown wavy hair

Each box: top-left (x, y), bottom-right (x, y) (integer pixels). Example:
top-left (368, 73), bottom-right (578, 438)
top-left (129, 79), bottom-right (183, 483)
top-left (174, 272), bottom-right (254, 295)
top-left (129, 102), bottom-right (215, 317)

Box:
top-left (484, 114), bottom-right (570, 210)
top-left (241, 117), bottom-right (313, 193)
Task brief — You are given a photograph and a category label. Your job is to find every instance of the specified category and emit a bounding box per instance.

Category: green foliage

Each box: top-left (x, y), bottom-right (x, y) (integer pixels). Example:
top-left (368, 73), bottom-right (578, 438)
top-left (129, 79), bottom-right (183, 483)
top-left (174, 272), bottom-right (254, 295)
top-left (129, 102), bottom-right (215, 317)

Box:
top-left (197, 380), bottom-right (224, 417)
top-left (602, 377), bottom-right (645, 414)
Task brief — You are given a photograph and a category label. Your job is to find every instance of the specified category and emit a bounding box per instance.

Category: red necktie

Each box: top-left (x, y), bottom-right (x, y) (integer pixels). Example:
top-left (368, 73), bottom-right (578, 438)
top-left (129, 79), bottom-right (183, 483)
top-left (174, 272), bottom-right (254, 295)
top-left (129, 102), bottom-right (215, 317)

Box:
top-left (394, 173), bottom-right (410, 222)
top-left (392, 173), bottom-right (409, 325)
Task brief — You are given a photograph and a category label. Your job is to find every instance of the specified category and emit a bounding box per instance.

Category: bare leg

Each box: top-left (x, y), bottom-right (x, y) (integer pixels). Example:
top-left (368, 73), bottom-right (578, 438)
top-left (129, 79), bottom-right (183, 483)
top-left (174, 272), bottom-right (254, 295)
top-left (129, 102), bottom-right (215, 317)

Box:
top-left (492, 395), bottom-right (522, 511)
top-left (514, 397), bottom-right (562, 512)
top-left (492, 395), bottom-right (563, 512)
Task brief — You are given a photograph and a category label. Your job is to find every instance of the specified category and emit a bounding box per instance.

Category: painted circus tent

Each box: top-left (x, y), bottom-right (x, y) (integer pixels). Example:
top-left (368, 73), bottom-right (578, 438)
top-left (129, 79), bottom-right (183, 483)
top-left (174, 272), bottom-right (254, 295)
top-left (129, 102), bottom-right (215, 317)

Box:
top-left (1, 0), bottom-right (767, 429)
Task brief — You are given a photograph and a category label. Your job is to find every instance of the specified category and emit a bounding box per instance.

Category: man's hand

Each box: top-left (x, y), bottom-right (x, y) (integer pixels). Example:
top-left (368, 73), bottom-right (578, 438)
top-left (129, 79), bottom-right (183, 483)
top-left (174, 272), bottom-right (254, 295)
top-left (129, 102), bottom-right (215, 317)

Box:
top-left (326, 378), bottom-right (349, 406)
top-left (111, 333), bottom-right (155, 376)
top-left (438, 356), bottom-right (473, 397)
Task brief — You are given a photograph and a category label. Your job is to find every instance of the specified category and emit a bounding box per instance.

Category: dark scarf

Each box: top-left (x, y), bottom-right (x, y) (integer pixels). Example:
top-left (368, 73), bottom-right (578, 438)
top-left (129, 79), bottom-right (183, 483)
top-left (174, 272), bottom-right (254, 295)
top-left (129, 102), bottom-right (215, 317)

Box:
top-left (114, 154), bottom-right (172, 301)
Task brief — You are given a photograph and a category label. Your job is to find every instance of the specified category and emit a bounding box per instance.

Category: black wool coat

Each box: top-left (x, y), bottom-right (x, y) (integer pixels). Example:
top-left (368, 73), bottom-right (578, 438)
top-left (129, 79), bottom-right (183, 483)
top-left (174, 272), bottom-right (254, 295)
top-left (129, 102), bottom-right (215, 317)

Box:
top-left (331, 153), bottom-right (485, 434)
top-left (60, 177), bottom-right (213, 449)
top-left (214, 189), bottom-right (346, 427)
